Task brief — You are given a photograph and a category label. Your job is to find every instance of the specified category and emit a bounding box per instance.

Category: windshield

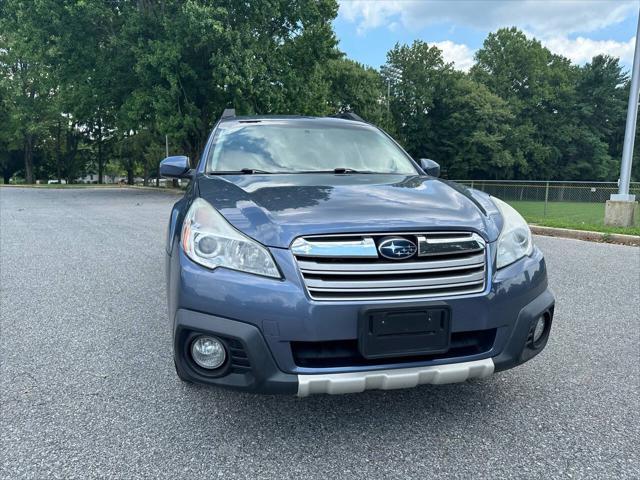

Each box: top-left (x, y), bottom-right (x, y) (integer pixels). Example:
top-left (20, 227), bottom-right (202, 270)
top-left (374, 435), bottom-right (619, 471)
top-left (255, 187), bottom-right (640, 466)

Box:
top-left (206, 121), bottom-right (418, 174)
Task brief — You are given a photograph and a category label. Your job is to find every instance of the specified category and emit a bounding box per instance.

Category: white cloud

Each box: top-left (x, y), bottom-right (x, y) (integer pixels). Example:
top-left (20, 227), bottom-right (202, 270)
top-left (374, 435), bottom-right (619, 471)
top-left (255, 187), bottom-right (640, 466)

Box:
top-left (339, 0), bottom-right (638, 67)
top-left (431, 40), bottom-right (476, 71)
top-left (541, 35), bottom-right (636, 65)
top-left (339, 1), bottom-right (401, 34)
top-left (338, 0), bottom-right (637, 37)
top-left (407, 36), bottom-right (635, 72)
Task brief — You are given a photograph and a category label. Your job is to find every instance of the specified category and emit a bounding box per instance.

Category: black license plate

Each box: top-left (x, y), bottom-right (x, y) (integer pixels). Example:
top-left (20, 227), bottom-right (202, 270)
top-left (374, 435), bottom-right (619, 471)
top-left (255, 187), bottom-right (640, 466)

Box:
top-left (358, 305), bottom-right (451, 359)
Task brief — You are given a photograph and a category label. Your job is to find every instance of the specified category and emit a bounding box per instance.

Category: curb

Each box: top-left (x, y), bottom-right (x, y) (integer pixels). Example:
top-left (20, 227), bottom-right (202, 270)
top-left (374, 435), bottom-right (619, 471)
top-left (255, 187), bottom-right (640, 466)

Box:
top-left (530, 225), bottom-right (640, 246)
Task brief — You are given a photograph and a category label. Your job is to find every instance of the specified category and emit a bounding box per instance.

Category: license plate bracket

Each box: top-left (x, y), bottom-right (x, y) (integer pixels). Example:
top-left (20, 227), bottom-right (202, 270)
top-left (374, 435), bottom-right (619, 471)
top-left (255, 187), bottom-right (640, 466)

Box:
top-left (358, 305), bottom-right (451, 359)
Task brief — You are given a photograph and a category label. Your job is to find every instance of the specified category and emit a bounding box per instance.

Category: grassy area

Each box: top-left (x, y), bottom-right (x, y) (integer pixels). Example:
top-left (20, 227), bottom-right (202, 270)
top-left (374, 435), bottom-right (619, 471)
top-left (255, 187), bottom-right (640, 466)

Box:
top-left (508, 201), bottom-right (640, 236)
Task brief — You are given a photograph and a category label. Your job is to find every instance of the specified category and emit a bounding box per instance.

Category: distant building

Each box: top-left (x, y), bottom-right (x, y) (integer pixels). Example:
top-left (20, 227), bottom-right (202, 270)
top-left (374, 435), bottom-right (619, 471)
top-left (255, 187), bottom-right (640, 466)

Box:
top-left (75, 174), bottom-right (127, 184)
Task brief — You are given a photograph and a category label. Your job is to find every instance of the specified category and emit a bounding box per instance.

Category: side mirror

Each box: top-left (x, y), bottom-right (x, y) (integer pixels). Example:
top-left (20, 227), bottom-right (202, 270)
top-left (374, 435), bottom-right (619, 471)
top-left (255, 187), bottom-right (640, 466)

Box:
top-left (419, 158), bottom-right (440, 177)
top-left (160, 156), bottom-right (192, 178)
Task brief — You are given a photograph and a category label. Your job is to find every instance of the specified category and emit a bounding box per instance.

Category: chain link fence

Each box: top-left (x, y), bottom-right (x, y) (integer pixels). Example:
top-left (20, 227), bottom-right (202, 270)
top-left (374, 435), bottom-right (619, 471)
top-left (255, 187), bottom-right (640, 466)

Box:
top-left (454, 180), bottom-right (640, 230)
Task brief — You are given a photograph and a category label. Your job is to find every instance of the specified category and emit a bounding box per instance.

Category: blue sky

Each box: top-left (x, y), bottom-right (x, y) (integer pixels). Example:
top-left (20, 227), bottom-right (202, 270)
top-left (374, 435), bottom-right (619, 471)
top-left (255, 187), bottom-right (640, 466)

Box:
top-left (334, 0), bottom-right (639, 72)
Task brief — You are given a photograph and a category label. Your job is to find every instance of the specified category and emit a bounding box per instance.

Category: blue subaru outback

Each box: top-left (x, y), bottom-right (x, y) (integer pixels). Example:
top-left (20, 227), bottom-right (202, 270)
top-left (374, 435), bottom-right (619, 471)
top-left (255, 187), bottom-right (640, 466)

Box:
top-left (162, 110), bottom-right (554, 396)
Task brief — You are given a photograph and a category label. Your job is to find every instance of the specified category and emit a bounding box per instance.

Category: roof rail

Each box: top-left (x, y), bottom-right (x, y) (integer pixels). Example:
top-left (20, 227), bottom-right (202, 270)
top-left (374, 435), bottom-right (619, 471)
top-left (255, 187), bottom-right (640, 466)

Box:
top-left (331, 112), bottom-right (365, 122)
top-left (220, 108), bottom-right (236, 120)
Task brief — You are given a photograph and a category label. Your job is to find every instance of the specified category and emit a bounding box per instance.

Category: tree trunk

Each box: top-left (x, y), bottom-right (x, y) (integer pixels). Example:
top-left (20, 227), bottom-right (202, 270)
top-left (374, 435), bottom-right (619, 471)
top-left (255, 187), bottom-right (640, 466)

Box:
top-left (127, 167), bottom-right (134, 185)
top-left (24, 134), bottom-right (34, 184)
top-left (56, 121), bottom-right (62, 183)
top-left (143, 164), bottom-right (149, 186)
top-left (97, 122), bottom-right (104, 184)
top-left (98, 147), bottom-right (104, 184)
top-left (3, 172), bottom-right (11, 184)
top-left (66, 129), bottom-right (80, 184)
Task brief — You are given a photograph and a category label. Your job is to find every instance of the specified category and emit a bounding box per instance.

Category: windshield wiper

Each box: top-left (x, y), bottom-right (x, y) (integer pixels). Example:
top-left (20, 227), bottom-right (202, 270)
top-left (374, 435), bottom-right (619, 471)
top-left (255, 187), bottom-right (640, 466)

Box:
top-left (207, 168), bottom-right (272, 175)
top-left (291, 168), bottom-right (379, 174)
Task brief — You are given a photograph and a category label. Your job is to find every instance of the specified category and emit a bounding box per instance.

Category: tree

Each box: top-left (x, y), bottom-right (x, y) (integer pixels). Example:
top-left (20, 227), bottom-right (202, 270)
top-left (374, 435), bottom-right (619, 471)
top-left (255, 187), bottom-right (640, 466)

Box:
top-left (380, 41), bottom-right (517, 179)
top-left (471, 28), bottom-right (576, 179)
top-left (0, 0), bottom-right (60, 183)
top-left (325, 58), bottom-right (390, 128)
top-left (0, 4), bottom-right (635, 184)
top-left (117, 0), bottom-right (339, 168)
top-left (434, 76), bottom-right (517, 179)
top-left (53, 1), bottom-right (128, 184)
top-left (382, 41), bottom-right (454, 159)
top-left (574, 56), bottom-right (630, 180)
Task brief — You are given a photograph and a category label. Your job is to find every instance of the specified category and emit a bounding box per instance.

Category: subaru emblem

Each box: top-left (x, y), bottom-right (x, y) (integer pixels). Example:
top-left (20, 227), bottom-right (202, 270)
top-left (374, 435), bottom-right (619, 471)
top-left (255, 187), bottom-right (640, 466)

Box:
top-left (378, 237), bottom-right (417, 260)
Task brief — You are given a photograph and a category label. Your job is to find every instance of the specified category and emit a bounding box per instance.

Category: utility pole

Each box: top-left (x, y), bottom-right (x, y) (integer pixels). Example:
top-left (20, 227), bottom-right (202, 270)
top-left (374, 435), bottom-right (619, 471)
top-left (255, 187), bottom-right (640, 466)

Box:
top-left (605, 10), bottom-right (640, 226)
top-left (387, 79), bottom-right (391, 113)
top-left (381, 65), bottom-right (402, 115)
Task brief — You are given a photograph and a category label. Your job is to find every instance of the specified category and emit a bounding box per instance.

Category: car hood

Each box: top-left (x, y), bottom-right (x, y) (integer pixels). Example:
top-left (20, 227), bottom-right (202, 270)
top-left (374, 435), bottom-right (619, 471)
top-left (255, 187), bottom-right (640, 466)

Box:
top-left (197, 173), bottom-right (500, 248)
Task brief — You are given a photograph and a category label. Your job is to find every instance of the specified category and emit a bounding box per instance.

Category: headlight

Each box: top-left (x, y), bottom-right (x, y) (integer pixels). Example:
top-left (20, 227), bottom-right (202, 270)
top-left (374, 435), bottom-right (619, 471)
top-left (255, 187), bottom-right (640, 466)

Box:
top-left (181, 198), bottom-right (281, 278)
top-left (492, 196), bottom-right (533, 269)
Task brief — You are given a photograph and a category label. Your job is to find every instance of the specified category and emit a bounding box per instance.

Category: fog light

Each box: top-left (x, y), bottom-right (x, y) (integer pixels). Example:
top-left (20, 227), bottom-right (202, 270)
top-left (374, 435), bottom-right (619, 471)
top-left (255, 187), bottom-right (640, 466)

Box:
top-left (191, 336), bottom-right (226, 369)
top-left (532, 316), bottom-right (547, 344)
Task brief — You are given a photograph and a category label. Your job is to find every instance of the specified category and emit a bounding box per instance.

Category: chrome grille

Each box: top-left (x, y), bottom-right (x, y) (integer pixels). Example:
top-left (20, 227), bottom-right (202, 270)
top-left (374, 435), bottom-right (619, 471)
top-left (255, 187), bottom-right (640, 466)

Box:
top-left (292, 232), bottom-right (487, 301)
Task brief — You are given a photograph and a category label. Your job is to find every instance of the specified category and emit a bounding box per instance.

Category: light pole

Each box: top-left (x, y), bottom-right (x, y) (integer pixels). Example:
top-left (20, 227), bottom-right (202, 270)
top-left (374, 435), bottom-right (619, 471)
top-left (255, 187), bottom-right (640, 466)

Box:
top-left (605, 10), bottom-right (640, 226)
top-left (380, 65), bottom-right (402, 113)
top-left (387, 78), bottom-right (391, 112)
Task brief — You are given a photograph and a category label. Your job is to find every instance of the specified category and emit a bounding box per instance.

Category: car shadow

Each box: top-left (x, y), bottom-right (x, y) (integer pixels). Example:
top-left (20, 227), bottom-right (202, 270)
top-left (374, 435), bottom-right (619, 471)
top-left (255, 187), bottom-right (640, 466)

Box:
top-left (180, 373), bottom-right (533, 441)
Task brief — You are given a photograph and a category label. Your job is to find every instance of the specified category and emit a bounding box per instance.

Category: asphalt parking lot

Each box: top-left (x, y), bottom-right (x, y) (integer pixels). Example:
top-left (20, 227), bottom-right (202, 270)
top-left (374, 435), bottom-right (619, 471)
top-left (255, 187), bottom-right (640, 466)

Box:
top-left (1, 187), bottom-right (639, 479)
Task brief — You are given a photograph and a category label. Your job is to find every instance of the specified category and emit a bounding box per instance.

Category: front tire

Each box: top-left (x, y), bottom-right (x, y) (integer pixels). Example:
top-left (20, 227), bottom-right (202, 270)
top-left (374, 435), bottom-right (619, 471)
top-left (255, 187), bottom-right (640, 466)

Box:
top-left (173, 356), bottom-right (193, 384)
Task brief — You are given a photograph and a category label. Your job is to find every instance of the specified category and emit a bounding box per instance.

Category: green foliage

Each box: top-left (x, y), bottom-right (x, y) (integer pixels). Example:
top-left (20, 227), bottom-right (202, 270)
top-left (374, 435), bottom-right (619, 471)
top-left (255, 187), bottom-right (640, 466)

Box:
top-left (0, 0), bottom-right (61, 182)
top-left (382, 40), bottom-right (520, 179)
top-left (436, 76), bottom-right (517, 179)
top-left (384, 40), bottom-right (453, 153)
top-left (0, 5), bottom-right (635, 184)
top-left (470, 28), bottom-right (631, 181)
top-left (324, 58), bottom-right (390, 127)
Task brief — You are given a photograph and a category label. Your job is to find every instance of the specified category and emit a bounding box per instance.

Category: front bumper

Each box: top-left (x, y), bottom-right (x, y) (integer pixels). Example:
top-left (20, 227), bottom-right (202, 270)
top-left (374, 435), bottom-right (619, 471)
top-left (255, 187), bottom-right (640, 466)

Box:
top-left (297, 358), bottom-right (494, 396)
top-left (169, 241), bottom-right (555, 395)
